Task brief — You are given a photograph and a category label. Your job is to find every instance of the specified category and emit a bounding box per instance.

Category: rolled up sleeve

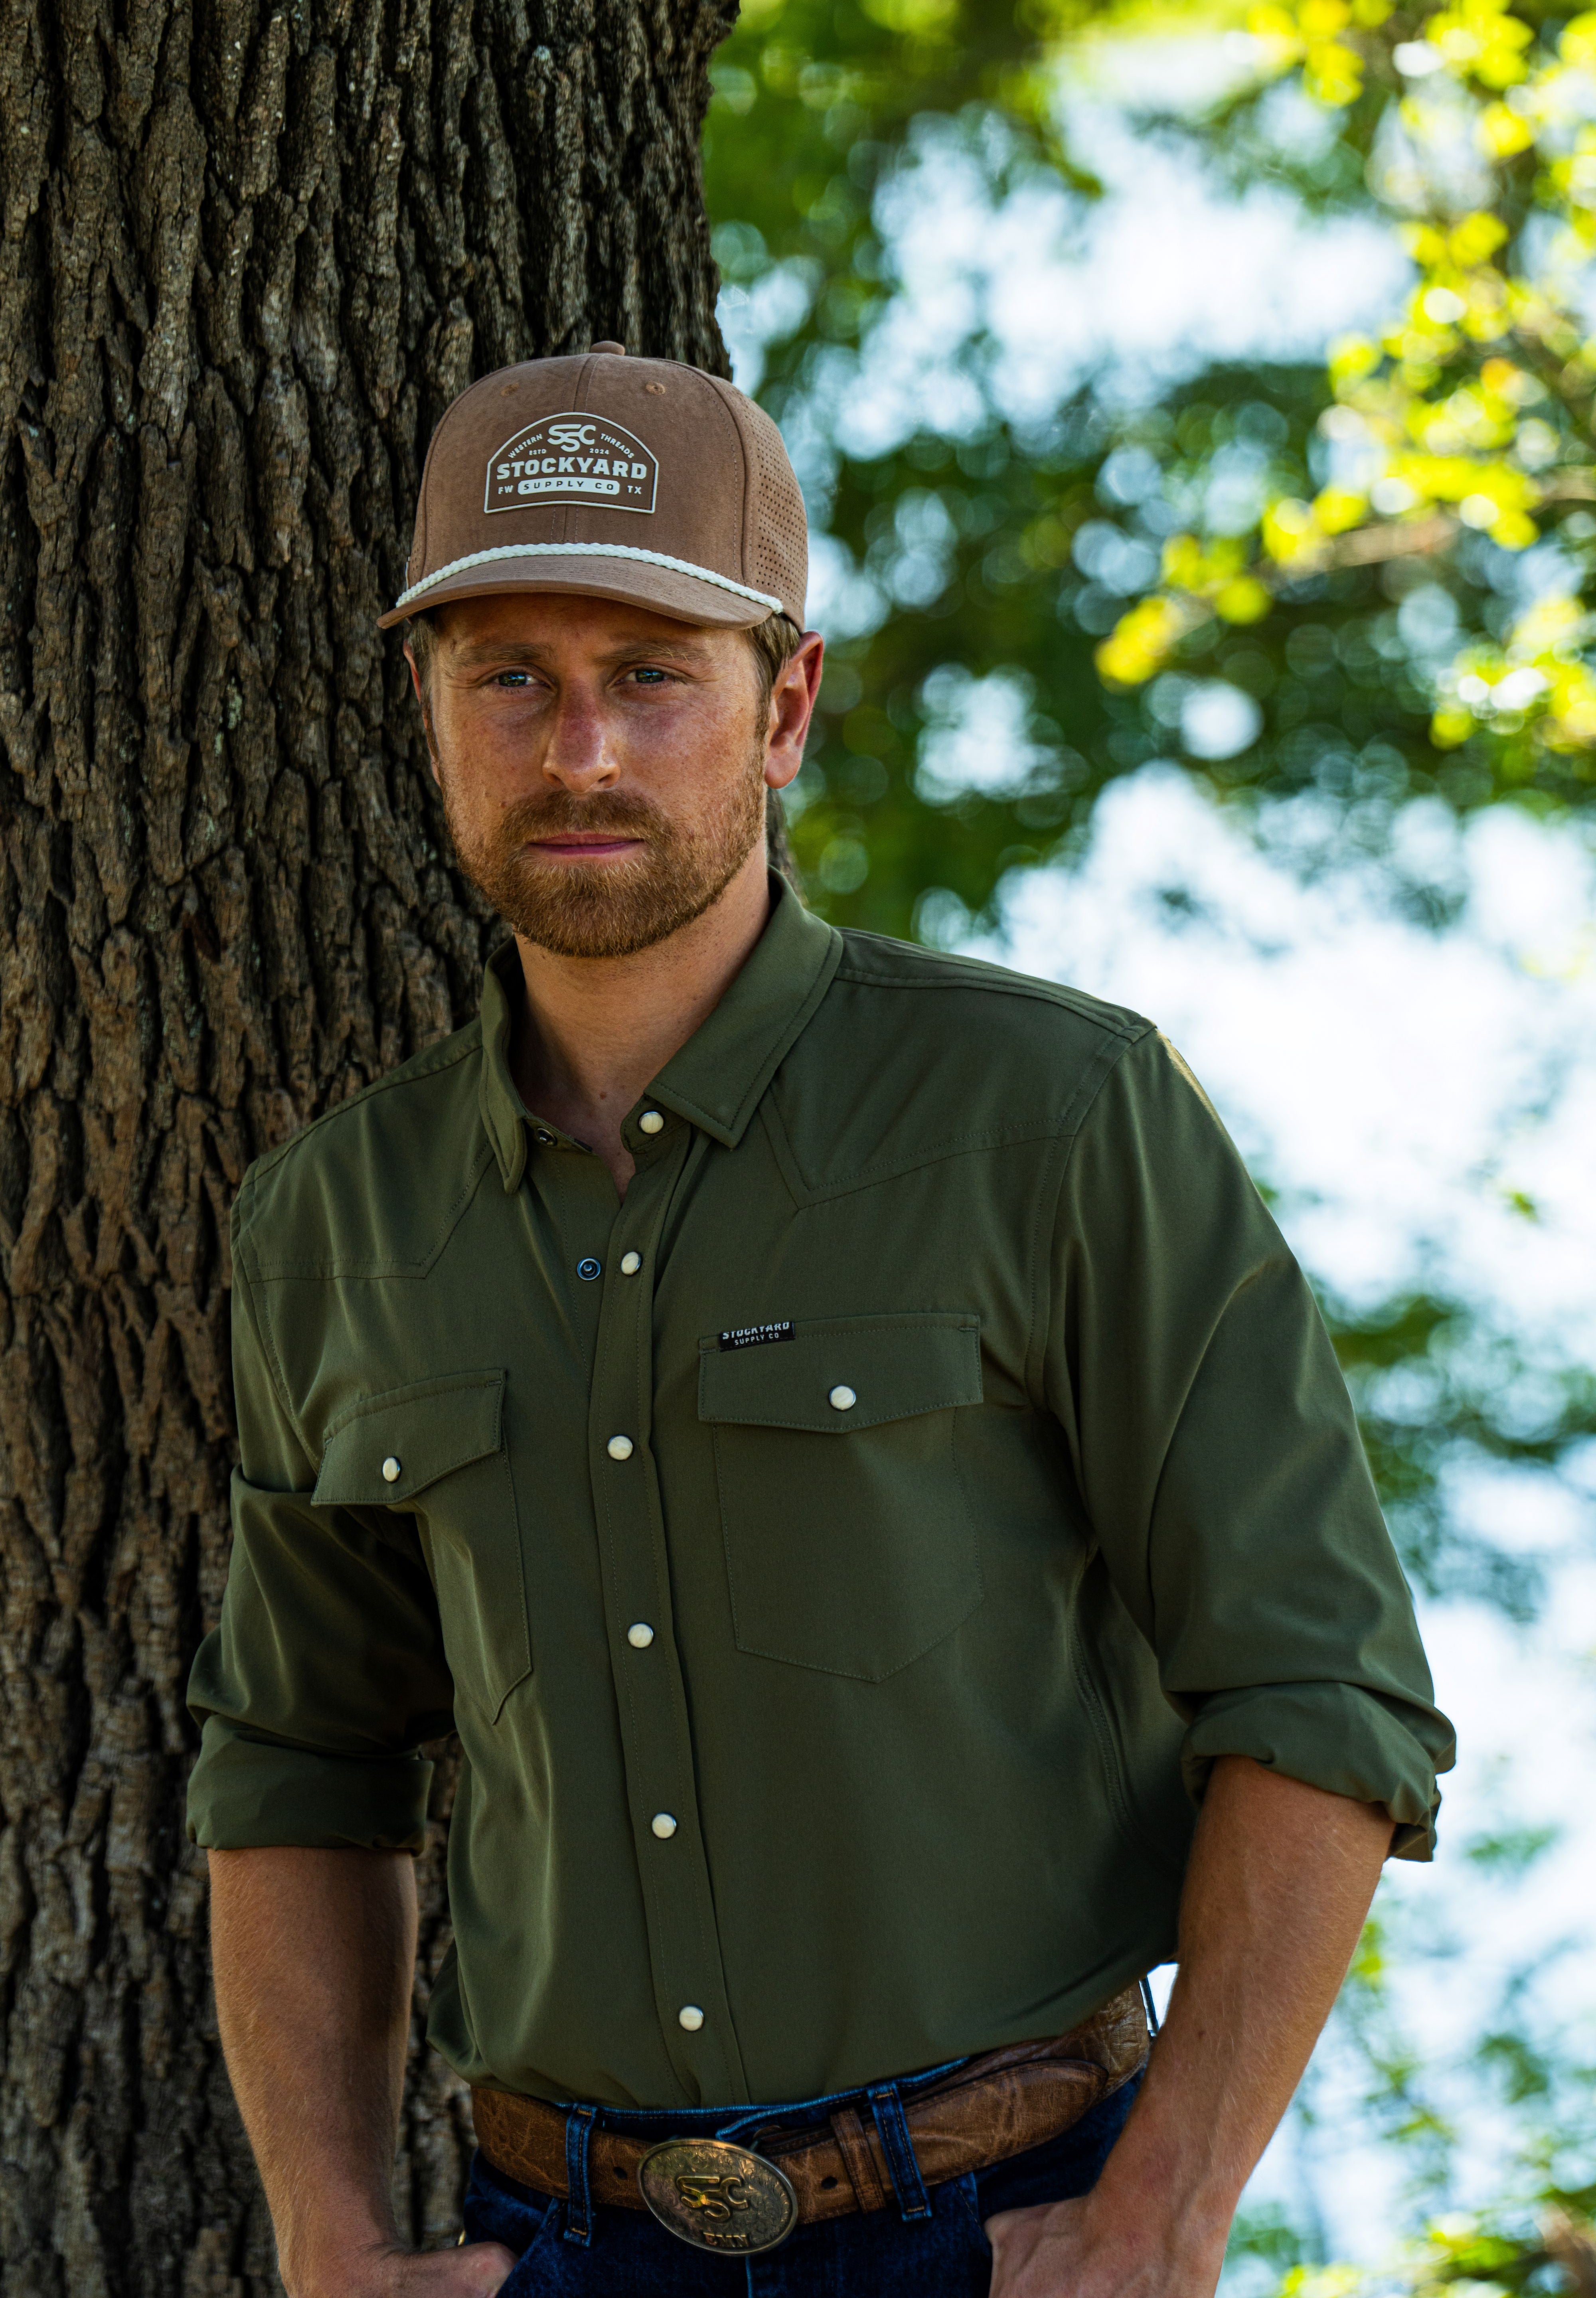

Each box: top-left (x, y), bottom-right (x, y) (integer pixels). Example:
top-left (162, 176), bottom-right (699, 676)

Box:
top-left (1046, 1029), bottom-right (1455, 1859)
top-left (186, 1221), bottom-right (454, 1852)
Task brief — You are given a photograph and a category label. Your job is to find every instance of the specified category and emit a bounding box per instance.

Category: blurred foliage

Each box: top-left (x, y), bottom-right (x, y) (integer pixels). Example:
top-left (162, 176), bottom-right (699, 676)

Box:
top-left (1095, 0), bottom-right (1596, 793)
top-left (704, 0), bottom-right (1123, 940)
top-left (1220, 1878), bottom-right (1596, 2294)
top-left (704, 0), bottom-right (1596, 956)
top-left (1262, 2203), bottom-right (1596, 2298)
top-left (1332, 1289), bottom-right (1596, 1611)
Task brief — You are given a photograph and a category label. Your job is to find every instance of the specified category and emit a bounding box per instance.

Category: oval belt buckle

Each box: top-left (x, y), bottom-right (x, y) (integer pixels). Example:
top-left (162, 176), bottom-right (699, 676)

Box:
top-left (637, 2136), bottom-right (799, 2256)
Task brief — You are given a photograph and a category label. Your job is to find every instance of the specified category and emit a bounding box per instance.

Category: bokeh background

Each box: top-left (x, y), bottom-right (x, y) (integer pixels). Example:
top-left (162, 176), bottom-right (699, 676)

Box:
top-left (701, 0), bottom-right (1596, 2282)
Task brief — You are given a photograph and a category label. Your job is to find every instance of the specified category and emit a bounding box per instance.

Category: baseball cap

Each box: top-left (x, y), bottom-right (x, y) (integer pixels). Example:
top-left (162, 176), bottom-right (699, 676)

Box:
top-left (379, 344), bottom-right (808, 633)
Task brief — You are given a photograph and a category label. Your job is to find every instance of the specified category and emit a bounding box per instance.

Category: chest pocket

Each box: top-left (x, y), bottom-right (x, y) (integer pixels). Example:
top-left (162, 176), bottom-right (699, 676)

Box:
top-left (314, 1370), bottom-right (530, 1722)
top-left (699, 1313), bottom-right (984, 1683)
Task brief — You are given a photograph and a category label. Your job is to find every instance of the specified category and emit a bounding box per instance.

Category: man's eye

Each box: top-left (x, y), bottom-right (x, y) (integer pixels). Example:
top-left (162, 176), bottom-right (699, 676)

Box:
top-left (630, 667), bottom-right (670, 686)
top-left (494, 670), bottom-right (531, 688)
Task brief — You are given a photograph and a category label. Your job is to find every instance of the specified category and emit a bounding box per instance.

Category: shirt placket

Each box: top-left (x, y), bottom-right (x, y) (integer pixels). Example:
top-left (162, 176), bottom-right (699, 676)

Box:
top-left (584, 1100), bottom-right (749, 2107)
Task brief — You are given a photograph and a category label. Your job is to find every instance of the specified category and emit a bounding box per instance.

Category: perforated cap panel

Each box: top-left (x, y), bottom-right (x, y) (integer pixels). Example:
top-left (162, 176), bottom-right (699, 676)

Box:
top-left (741, 396), bottom-right (808, 624)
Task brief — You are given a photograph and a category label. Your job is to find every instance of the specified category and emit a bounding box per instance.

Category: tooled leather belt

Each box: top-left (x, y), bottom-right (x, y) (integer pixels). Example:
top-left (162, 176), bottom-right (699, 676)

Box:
top-left (471, 1984), bottom-right (1149, 2258)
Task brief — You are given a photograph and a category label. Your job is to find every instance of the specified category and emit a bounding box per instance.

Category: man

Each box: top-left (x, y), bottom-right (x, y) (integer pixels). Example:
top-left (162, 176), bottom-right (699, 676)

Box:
top-left (187, 343), bottom-right (1454, 2298)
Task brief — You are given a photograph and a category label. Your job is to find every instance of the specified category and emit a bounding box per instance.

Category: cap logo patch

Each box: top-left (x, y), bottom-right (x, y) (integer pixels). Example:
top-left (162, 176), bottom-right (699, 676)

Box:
top-left (485, 411), bottom-right (658, 516)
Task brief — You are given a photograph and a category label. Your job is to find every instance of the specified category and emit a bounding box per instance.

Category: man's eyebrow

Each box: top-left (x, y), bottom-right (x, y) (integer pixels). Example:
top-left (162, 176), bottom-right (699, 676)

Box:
top-left (447, 634), bottom-right (716, 669)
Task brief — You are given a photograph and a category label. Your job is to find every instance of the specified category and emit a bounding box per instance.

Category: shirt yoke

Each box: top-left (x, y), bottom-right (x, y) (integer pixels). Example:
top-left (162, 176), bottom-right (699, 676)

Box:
top-left (234, 1017), bottom-right (494, 1283)
top-left (766, 932), bottom-right (1156, 1204)
top-left (836, 929), bottom-right (1150, 1039)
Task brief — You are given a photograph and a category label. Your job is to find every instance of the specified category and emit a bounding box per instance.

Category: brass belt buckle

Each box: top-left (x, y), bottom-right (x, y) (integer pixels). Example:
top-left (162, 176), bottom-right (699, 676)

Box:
top-left (637, 2136), bottom-right (799, 2256)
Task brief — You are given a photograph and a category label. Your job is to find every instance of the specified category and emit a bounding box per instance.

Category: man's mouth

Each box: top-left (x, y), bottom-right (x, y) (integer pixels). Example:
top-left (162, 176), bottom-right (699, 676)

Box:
top-left (524, 830), bottom-right (648, 861)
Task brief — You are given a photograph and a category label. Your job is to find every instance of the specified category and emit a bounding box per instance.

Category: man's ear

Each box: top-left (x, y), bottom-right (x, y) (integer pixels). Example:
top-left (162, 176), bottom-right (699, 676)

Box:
top-left (763, 632), bottom-right (825, 792)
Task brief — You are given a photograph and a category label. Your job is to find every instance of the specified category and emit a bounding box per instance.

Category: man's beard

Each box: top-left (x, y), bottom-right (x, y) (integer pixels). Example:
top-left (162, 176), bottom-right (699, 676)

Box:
top-left (441, 752), bottom-right (768, 959)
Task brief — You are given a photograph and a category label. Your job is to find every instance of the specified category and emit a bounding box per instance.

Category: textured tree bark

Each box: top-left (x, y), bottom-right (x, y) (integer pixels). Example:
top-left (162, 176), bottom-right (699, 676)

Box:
top-left (0, 4), bottom-right (734, 2292)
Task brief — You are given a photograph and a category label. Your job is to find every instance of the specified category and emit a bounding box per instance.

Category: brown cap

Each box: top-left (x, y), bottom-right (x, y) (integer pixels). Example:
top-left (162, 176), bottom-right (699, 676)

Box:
top-left (379, 346), bottom-right (808, 632)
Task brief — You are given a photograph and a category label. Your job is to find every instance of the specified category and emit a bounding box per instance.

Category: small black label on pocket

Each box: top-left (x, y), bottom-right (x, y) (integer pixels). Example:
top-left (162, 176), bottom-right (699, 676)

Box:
top-left (718, 1321), bottom-right (795, 1352)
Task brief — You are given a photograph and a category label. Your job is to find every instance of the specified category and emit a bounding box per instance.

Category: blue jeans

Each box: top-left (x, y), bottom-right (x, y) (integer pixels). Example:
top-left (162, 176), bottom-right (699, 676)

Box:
top-left (462, 2067), bottom-right (1142, 2294)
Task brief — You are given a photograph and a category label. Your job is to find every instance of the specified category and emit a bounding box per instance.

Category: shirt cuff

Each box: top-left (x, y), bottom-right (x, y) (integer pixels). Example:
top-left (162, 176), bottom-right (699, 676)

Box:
top-left (1179, 1681), bottom-right (1454, 1861)
top-left (186, 1718), bottom-right (435, 1852)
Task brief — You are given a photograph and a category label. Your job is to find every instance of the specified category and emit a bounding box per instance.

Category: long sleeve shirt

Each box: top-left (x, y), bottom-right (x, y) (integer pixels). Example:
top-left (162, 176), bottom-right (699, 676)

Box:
top-left (186, 877), bottom-right (1454, 2110)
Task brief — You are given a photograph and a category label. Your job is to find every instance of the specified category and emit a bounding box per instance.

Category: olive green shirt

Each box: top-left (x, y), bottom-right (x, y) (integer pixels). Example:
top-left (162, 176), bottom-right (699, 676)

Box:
top-left (186, 877), bottom-right (1453, 2110)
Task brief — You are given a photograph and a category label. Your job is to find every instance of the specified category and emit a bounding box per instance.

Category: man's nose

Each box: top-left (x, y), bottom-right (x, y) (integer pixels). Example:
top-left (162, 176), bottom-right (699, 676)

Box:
top-left (540, 692), bottom-right (618, 793)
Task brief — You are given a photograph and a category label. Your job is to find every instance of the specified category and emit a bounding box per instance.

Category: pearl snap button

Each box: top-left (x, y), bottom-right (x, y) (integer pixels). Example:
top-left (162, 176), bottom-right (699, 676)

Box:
top-left (651, 1813), bottom-right (678, 1839)
top-left (620, 1251), bottom-right (642, 1275)
top-left (829, 1386), bottom-right (857, 1412)
top-left (382, 1456), bottom-right (402, 1482)
top-left (577, 1257), bottom-right (601, 1281)
top-left (606, 1435), bottom-right (634, 1461)
top-left (678, 2005), bottom-right (705, 2032)
top-left (638, 1110), bottom-right (665, 1134)
top-left (627, 1622), bottom-right (655, 1649)
top-left (532, 1129), bottom-right (555, 1146)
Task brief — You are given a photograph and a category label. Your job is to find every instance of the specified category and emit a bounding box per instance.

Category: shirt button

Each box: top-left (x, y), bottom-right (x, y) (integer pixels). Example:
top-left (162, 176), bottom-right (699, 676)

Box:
top-left (829, 1386), bottom-right (857, 1412)
top-left (577, 1257), bottom-right (602, 1281)
top-left (382, 1455), bottom-right (402, 1482)
top-left (651, 1813), bottom-right (678, 1839)
top-left (678, 2005), bottom-right (705, 2032)
top-left (638, 1110), bottom-right (665, 1135)
top-left (620, 1251), bottom-right (642, 1276)
top-left (606, 1435), bottom-right (635, 1461)
top-left (533, 1129), bottom-right (555, 1147)
top-left (626, 1622), bottom-right (655, 1649)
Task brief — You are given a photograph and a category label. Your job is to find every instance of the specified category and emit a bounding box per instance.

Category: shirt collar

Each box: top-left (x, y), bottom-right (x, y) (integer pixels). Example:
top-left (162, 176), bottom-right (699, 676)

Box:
top-left (478, 876), bottom-right (843, 1191)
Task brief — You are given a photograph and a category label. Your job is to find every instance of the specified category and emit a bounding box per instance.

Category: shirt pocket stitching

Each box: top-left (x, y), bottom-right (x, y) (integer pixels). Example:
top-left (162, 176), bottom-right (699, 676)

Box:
top-left (702, 1313), bottom-right (985, 1683)
top-left (314, 1371), bottom-right (530, 1723)
top-left (712, 1413), bottom-right (985, 1682)
top-left (316, 1369), bottom-right (506, 1503)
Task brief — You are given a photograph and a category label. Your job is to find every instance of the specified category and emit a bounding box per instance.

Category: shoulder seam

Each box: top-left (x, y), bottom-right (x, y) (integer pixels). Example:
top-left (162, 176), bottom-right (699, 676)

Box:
top-left (231, 1250), bottom-right (320, 1474)
top-left (832, 958), bottom-right (1146, 1041)
top-left (243, 1024), bottom-right (484, 1192)
top-left (1057, 1017), bottom-right (1157, 1155)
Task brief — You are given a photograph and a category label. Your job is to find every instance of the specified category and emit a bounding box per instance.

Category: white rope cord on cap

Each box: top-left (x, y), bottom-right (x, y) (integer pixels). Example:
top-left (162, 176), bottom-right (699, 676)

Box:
top-left (391, 542), bottom-right (785, 616)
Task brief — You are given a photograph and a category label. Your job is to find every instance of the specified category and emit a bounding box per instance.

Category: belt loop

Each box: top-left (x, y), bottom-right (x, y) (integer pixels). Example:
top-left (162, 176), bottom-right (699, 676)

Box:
top-left (867, 2083), bottom-right (930, 2222)
top-left (828, 2105), bottom-right (887, 2213)
top-left (563, 2103), bottom-right (597, 2247)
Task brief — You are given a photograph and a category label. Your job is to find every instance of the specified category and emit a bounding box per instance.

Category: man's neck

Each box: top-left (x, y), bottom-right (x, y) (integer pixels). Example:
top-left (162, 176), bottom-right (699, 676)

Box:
top-left (510, 843), bottom-right (774, 1195)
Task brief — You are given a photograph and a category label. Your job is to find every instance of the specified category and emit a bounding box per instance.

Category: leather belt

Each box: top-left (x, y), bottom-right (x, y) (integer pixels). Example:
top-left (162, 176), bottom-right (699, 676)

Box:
top-left (472, 1985), bottom-right (1148, 2251)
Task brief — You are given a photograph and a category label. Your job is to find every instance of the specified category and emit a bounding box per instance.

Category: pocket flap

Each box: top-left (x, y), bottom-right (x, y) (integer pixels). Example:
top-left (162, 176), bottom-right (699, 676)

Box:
top-left (315, 1370), bottom-right (506, 1506)
top-left (699, 1314), bottom-right (980, 1434)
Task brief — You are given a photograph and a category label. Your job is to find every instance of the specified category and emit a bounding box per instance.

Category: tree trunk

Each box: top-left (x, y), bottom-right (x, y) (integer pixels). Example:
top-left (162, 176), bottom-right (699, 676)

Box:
top-left (0, 4), bottom-right (734, 2292)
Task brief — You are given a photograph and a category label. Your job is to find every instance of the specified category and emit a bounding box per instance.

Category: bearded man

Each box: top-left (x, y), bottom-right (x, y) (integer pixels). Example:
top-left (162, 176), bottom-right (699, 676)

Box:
top-left (186, 344), bottom-right (1453, 2298)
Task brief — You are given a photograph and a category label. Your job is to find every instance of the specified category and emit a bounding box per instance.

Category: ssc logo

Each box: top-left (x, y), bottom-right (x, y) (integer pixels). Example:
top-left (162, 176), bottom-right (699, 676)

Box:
top-left (485, 412), bottom-right (658, 515)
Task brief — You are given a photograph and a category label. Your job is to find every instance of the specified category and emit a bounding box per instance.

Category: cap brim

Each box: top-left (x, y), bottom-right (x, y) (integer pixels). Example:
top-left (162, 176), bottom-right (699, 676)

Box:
top-left (377, 553), bottom-right (776, 632)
